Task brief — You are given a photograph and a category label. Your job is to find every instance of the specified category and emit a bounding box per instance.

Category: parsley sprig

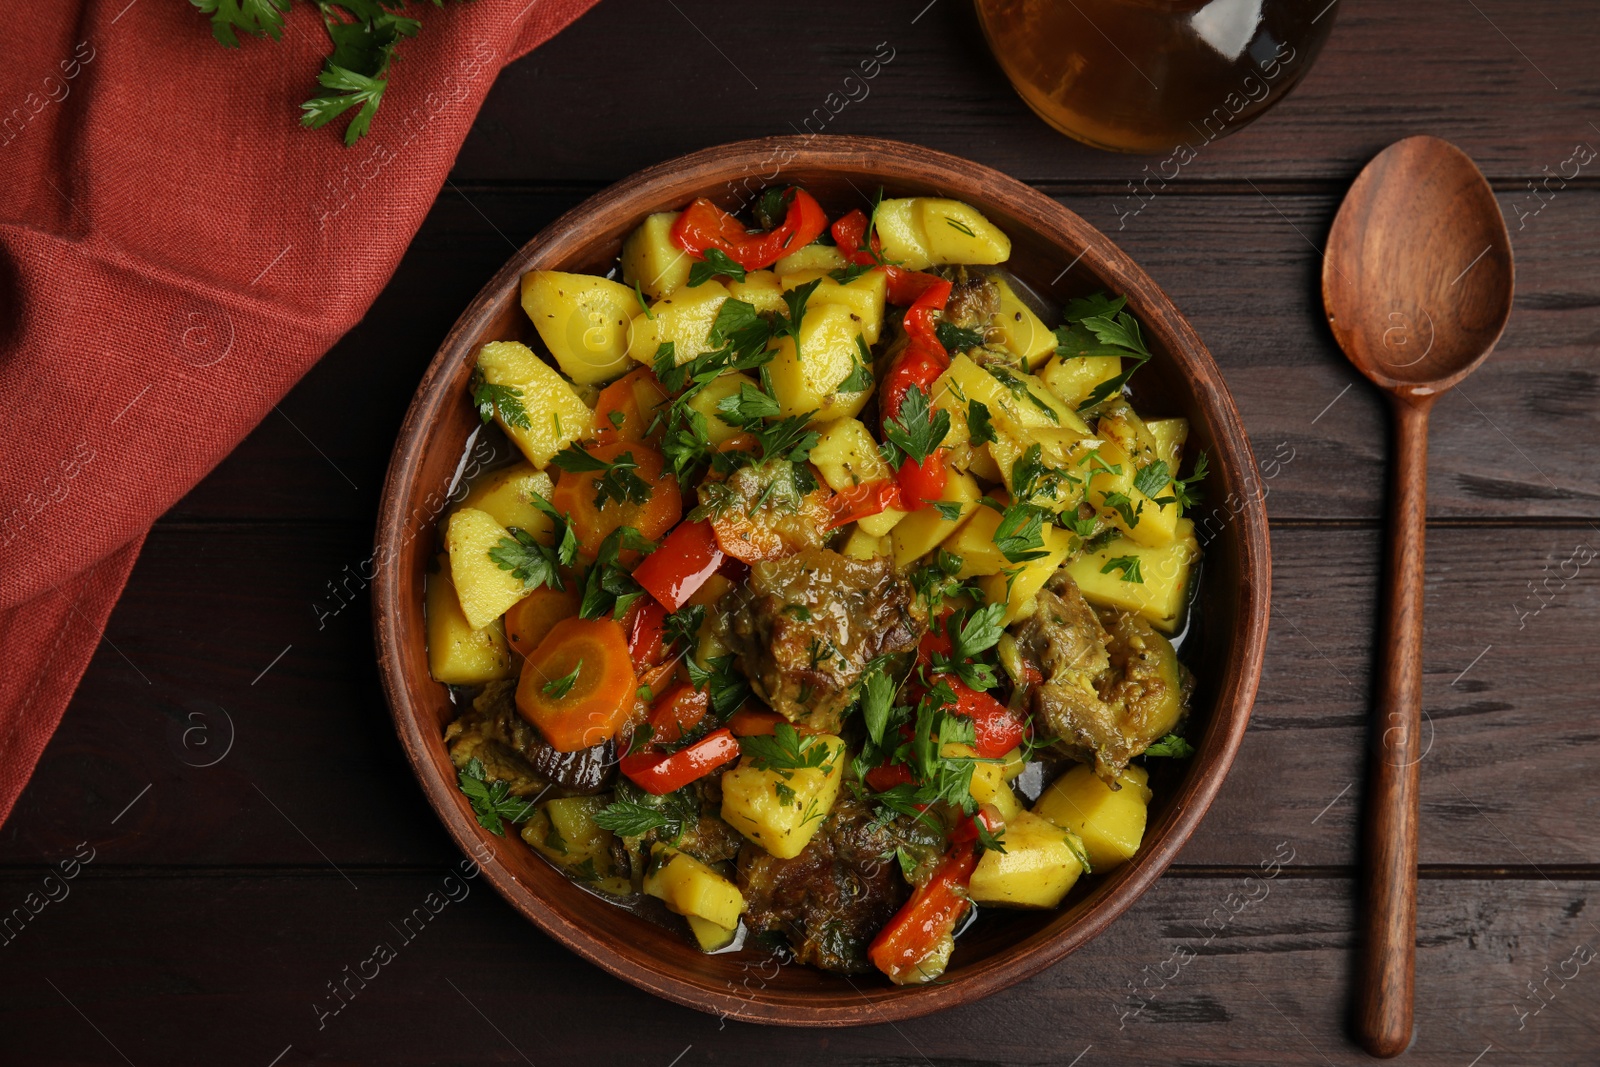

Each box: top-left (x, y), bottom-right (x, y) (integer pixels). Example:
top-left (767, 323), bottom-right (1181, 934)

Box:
top-left (470, 368), bottom-right (531, 431)
top-left (457, 757), bottom-right (533, 836)
top-left (551, 444), bottom-right (653, 510)
top-left (196, 0), bottom-right (465, 147)
top-left (881, 384), bottom-right (951, 467)
top-left (688, 247), bottom-right (747, 286)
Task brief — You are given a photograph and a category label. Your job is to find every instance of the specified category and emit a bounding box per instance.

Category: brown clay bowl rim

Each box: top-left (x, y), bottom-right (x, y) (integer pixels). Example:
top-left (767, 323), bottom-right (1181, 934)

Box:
top-left (374, 135), bottom-right (1270, 1025)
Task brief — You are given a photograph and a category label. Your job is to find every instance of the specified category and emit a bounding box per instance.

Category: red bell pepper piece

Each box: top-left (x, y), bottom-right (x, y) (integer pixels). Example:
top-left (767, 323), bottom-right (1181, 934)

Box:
top-left (726, 708), bottom-right (785, 737)
top-left (644, 683), bottom-right (710, 745)
top-left (864, 762), bottom-right (916, 793)
top-left (619, 726), bottom-right (740, 795)
top-left (631, 520), bottom-right (724, 613)
top-left (831, 209), bottom-right (876, 266)
top-left (881, 278), bottom-right (954, 425)
top-left (670, 189), bottom-right (829, 272)
top-left (824, 479), bottom-right (903, 530)
top-left (868, 843), bottom-right (977, 984)
top-left (948, 805), bottom-right (1006, 844)
top-left (623, 598), bottom-right (669, 672)
top-left (947, 678), bottom-right (1026, 758)
top-left (896, 452), bottom-right (948, 511)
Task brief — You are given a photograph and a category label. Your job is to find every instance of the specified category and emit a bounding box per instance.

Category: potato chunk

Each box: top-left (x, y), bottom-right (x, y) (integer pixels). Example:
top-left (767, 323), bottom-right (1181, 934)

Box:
top-left (425, 557), bottom-right (513, 685)
top-left (778, 268), bottom-right (888, 345)
top-left (444, 507), bottom-right (530, 630)
top-left (643, 846), bottom-right (746, 930)
top-left (773, 243), bottom-right (847, 275)
top-left (1067, 519), bottom-right (1199, 633)
top-left (890, 470), bottom-right (981, 569)
top-left (1034, 763), bottom-right (1152, 872)
top-left (1041, 354), bottom-right (1123, 409)
top-left (977, 518), bottom-right (1074, 624)
top-left (520, 271), bottom-right (638, 385)
top-left (461, 464), bottom-right (556, 539)
top-left (943, 503), bottom-right (1071, 580)
top-left (626, 280), bottom-right (731, 367)
top-left (873, 198), bottom-right (1010, 271)
top-left (621, 211), bottom-right (691, 299)
top-left (719, 734), bottom-right (846, 859)
top-left (726, 269), bottom-right (786, 314)
top-left (683, 370), bottom-right (759, 444)
top-left (474, 341), bottom-right (593, 469)
top-left (969, 810), bottom-right (1085, 909)
top-left (521, 796), bottom-right (630, 897)
top-left (1084, 437), bottom-right (1179, 547)
top-left (810, 416), bottom-right (904, 536)
top-left (1145, 417), bottom-right (1189, 469)
top-left (990, 277), bottom-right (1057, 370)
top-left (766, 302), bottom-right (871, 422)
top-left (918, 198), bottom-right (1011, 266)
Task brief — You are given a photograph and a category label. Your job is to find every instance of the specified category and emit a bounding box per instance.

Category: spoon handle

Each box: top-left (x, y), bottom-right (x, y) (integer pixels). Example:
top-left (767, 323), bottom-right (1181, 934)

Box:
top-left (1357, 397), bottom-right (1431, 1058)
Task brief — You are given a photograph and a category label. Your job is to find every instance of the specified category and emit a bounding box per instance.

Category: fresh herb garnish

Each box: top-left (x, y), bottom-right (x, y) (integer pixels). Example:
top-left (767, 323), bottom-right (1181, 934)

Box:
top-left (542, 661), bottom-right (583, 699)
top-left (931, 500), bottom-right (964, 521)
top-left (967, 399), bottom-right (997, 447)
top-left (740, 721), bottom-right (835, 774)
top-left (456, 758), bottom-right (533, 836)
top-left (945, 216), bottom-right (977, 237)
top-left (663, 604), bottom-right (705, 651)
top-left (688, 247), bottom-right (747, 286)
top-left (881, 384), bottom-right (951, 467)
top-left (1145, 732), bottom-right (1195, 758)
top-left (488, 526), bottom-right (564, 592)
top-left (838, 336), bottom-right (875, 393)
top-left (578, 526), bottom-right (655, 621)
top-left (1100, 555), bottom-right (1144, 583)
top-left (197, 0), bottom-right (465, 147)
top-left (470, 369), bottom-right (532, 431)
top-left (1074, 311), bottom-right (1153, 412)
top-left (552, 444), bottom-right (653, 509)
top-left (686, 653), bottom-right (751, 717)
top-left (633, 280), bottom-right (654, 319)
top-left (1101, 490), bottom-right (1143, 530)
top-left (1132, 459), bottom-right (1172, 500)
top-left (993, 504), bottom-right (1048, 563)
top-left (1161, 452), bottom-right (1209, 511)
top-left (935, 321), bottom-right (986, 352)
top-left (592, 799), bottom-right (672, 838)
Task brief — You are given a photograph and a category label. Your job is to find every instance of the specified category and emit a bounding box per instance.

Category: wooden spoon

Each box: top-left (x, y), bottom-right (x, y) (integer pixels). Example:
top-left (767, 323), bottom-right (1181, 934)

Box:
top-left (1322, 135), bottom-right (1514, 1057)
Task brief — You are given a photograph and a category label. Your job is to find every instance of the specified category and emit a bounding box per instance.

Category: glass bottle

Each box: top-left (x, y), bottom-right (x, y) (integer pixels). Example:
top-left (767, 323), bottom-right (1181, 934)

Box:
top-left (975, 0), bottom-right (1339, 154)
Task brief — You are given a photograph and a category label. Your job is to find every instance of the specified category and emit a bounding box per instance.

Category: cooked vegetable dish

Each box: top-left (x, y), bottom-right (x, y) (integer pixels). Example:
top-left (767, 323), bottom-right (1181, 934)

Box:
top-left (426, 186), bottom-right (1207, 985)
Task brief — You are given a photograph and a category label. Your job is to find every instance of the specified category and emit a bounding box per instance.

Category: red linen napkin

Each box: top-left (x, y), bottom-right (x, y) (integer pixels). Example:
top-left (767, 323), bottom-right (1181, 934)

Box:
top-left (0, 0), bottom-right (600, 827)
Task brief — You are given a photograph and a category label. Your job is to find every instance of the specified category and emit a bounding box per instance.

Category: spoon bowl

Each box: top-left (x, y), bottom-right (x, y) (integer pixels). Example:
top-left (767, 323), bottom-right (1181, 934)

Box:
top-left (1324, 135), bottom-right (1514, 397)
top-left (1322, 135), bottom-right (1513, 1058)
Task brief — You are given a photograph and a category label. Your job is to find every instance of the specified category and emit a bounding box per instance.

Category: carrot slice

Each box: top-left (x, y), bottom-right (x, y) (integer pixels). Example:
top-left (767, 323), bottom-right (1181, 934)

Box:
top-left (551, 439), bottom-right (682, 556)
top-left (503, 585), bottom-right (581, 658)
top-left (514, 617), bottom-right (637, 751)
top-left (593, 368), bottom-right (668, 445)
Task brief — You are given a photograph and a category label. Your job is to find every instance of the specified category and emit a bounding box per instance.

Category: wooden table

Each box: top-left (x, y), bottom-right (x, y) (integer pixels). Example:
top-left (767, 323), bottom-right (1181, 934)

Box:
top-left (4, 1), bottom-right (1597, 1062)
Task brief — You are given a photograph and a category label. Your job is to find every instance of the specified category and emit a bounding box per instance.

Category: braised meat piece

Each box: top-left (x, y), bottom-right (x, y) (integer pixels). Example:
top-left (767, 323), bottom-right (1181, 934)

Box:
top-left (942, 266), bottom-right (1000, 334)
top-left (717, 547), bottom-right (926, 733)
top-left (738, 793), bottom-right (933, 973)
top-left (445, 680), bottom-right (616, 795)
top-left (1015, 575), bottom-right (1190, 780)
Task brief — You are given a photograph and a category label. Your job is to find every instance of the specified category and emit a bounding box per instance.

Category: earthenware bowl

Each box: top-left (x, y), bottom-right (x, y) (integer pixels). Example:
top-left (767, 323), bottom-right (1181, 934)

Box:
top-left (373, 135), bottom-right (1271, 1025)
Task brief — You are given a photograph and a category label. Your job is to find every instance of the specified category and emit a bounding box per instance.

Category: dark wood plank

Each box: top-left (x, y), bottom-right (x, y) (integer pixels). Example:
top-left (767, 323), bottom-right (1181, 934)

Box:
top-left (457, 0), bottom-right (1600, 185)
top-left (4, 522), bottom-right (1596, 869)
top-left (1, 869), bottom-right (1594, 1064)
top-left (167, 185), bottom-right (1600, 527)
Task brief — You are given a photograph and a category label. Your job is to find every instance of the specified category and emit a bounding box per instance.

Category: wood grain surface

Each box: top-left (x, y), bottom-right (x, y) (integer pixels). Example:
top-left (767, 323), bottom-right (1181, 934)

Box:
top-left (4, 0), bottom-right (1598, 1061)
